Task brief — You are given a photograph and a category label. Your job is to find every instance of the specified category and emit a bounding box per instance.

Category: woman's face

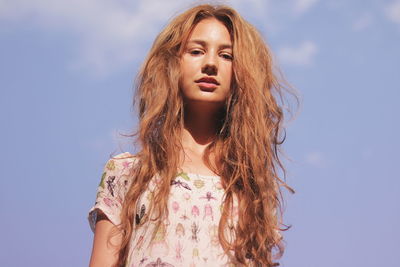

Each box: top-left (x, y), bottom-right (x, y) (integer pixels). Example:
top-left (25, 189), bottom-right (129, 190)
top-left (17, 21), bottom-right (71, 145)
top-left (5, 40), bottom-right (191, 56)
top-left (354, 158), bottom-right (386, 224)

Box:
top-left (179, 18), bottom-right (233, 104)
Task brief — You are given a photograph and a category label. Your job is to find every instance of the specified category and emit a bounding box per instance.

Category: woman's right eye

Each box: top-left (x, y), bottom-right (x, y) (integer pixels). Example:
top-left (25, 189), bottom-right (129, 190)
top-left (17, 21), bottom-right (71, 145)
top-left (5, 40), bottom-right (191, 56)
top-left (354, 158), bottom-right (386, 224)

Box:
top-left (189, 49), bottom-right (202, 55)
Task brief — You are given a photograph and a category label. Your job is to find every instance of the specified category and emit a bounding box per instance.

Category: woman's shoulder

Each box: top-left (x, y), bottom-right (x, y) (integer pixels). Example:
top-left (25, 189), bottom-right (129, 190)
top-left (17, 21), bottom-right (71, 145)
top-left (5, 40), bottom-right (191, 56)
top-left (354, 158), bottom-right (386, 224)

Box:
top-left (102, 152), bottom-right (139, 175)
top-left (88, 152), bottom-right (138, 231)
top-left (111, 151), bottom-right (137, 160)
top-left (109, 152), bottom-right (138, 163)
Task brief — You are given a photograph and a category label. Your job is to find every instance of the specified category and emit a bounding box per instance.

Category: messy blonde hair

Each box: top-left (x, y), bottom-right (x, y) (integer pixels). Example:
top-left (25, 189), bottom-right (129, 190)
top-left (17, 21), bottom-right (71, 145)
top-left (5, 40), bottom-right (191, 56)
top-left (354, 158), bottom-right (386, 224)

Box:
top-left (114, 4), bottom-right (294, 266)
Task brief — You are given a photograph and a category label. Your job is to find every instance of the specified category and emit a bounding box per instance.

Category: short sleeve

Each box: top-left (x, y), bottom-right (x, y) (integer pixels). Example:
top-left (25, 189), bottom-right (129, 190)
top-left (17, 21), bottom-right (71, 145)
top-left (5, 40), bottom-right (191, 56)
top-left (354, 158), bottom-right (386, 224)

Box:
top-left (88, 152), bottom-right (137, 233)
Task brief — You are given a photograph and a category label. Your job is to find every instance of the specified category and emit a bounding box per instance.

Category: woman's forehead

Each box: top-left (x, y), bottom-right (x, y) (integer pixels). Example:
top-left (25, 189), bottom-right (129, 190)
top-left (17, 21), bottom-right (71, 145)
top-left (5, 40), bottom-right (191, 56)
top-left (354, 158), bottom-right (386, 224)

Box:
top-left (186, 18), bottom-right (232, 47)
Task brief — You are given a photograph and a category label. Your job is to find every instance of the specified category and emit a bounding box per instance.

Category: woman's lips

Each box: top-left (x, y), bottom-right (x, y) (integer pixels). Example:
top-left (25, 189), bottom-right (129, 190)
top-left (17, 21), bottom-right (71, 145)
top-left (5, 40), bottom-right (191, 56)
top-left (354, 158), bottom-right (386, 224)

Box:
top-left (196, 82), bottom-right (218, 91)
top-left (195, 77), bottom-right (219, 92)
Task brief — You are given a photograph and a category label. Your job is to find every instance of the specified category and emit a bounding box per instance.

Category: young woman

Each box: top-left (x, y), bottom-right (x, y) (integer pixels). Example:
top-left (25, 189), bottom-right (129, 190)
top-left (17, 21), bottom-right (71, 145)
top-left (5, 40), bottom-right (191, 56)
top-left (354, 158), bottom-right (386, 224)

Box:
top-left (88, 4), bottom-right (293, 267)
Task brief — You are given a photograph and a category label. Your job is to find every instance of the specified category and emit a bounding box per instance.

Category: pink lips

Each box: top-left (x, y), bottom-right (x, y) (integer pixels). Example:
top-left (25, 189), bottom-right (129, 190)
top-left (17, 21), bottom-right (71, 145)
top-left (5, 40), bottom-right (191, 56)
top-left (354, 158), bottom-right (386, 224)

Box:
top-left (195, 77), bottom-right (219, 91)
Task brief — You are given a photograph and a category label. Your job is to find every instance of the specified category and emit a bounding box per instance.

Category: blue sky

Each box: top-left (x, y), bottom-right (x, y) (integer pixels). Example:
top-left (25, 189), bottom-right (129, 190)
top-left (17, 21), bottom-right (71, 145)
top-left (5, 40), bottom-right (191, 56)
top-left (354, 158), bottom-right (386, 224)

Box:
top-left (1, 0), bottom-right (399, 266)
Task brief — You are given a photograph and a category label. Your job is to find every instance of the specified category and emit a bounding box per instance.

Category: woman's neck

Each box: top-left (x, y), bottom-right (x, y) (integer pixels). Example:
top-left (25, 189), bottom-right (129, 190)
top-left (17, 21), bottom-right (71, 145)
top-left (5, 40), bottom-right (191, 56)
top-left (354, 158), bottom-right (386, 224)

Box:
top-left (182, 102), bottom-right (223, 150)
top-left (179, 102), bottom-right (223, 175)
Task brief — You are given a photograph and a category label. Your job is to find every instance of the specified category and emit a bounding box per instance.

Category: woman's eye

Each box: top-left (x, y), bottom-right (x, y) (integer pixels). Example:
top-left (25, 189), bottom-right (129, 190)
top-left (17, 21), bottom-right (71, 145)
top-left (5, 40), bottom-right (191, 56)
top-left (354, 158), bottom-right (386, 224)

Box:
top-left (221, 53), bottom-right (233, 60)
top-left (190, 50), bottom-right (202, 55)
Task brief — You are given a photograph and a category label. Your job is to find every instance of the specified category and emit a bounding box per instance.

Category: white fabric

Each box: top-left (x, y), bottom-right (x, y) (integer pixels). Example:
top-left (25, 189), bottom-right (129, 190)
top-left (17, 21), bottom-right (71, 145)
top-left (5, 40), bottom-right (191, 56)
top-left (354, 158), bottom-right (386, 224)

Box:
top-left (88, 152), bottom-right (242, 267)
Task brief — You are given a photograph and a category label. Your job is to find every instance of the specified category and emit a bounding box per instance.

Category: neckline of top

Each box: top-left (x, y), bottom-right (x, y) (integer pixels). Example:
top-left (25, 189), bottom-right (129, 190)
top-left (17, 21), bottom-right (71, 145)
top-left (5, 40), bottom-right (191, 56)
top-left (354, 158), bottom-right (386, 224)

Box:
top-left (177, 172), bottom-right (220, 179)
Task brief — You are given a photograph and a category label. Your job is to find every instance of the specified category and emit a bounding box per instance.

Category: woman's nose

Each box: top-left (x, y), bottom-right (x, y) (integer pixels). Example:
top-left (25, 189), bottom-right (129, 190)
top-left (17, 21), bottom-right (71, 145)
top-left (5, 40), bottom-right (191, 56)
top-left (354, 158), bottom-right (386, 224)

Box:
top-left (201, 53), bottom-right (218, 76)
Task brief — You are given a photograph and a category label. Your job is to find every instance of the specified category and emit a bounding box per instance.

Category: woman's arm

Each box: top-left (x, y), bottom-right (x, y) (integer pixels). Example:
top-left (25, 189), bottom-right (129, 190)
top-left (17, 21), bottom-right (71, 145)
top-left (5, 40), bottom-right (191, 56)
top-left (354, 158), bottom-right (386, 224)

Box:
top-left (89, 210), bottom-right (122, 267)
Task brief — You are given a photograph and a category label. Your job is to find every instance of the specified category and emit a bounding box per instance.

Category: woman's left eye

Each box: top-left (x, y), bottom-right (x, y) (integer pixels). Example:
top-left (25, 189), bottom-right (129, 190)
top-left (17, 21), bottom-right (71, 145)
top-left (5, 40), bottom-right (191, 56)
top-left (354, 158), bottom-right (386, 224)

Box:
top-left (221, 53), bottom-right (233, 60)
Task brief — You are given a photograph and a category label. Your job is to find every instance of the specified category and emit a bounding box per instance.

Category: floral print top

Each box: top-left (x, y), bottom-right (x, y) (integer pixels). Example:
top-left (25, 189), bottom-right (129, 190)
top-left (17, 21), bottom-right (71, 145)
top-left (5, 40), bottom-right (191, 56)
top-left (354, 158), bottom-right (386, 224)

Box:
top-left (88, 152), bottom-right (242, 267)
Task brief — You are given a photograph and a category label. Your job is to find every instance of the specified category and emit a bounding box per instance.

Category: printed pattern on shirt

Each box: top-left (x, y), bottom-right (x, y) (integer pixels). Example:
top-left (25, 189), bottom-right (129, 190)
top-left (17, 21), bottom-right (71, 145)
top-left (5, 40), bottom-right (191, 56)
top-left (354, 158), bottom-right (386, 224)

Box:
top-left (88, 152), bottom-right (243, 267)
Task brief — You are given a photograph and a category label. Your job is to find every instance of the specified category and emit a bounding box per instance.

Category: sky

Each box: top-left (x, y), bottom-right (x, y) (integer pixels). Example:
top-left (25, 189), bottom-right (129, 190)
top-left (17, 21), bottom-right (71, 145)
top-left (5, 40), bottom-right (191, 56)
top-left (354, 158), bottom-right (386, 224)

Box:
top-left (0, 0), bottom-right (399, 266)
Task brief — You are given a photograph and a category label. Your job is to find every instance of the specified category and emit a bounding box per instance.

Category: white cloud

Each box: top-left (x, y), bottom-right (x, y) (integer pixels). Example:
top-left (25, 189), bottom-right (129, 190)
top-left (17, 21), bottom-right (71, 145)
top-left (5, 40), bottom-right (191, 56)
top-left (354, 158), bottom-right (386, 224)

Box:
top-left (293, 0), bottom-right (319, 15)
top-left (277, 40), bottom-right (318, 66)
top-left (0, 0), bottom-right (190, 76)
top-left (352, 13), bottom-right (374, 31)
top-left (384, 0), bottom-right (400, 24)
top-left (228, 0), bottom-right (270, 15)
top-left (304, 151), bottom-right (327, 168)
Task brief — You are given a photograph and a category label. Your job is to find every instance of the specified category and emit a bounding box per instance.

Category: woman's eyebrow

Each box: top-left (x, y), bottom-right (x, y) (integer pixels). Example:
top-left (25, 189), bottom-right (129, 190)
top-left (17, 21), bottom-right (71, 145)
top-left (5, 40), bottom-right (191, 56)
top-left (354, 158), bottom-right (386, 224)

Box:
top-left (187, 39), bottom-right (232, 50)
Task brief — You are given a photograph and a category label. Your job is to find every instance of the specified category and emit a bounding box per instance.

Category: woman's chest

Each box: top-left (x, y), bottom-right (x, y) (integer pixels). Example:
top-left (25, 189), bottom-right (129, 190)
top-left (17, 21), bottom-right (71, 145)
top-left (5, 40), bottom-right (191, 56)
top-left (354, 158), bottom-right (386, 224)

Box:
top-left (126, 173), bottom-right (239, 267)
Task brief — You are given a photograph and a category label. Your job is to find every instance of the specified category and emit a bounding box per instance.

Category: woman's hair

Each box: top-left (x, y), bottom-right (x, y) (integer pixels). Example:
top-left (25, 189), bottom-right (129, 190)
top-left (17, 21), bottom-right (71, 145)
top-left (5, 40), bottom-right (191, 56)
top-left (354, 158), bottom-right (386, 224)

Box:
top-left (113, 4), bottom-right (294, 267)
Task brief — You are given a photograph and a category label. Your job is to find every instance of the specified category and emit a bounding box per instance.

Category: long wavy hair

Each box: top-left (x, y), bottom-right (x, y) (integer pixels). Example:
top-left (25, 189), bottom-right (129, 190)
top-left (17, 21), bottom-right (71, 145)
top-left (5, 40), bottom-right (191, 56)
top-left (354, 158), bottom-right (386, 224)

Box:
top-left (112, 4), bottom-right (294, 267)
